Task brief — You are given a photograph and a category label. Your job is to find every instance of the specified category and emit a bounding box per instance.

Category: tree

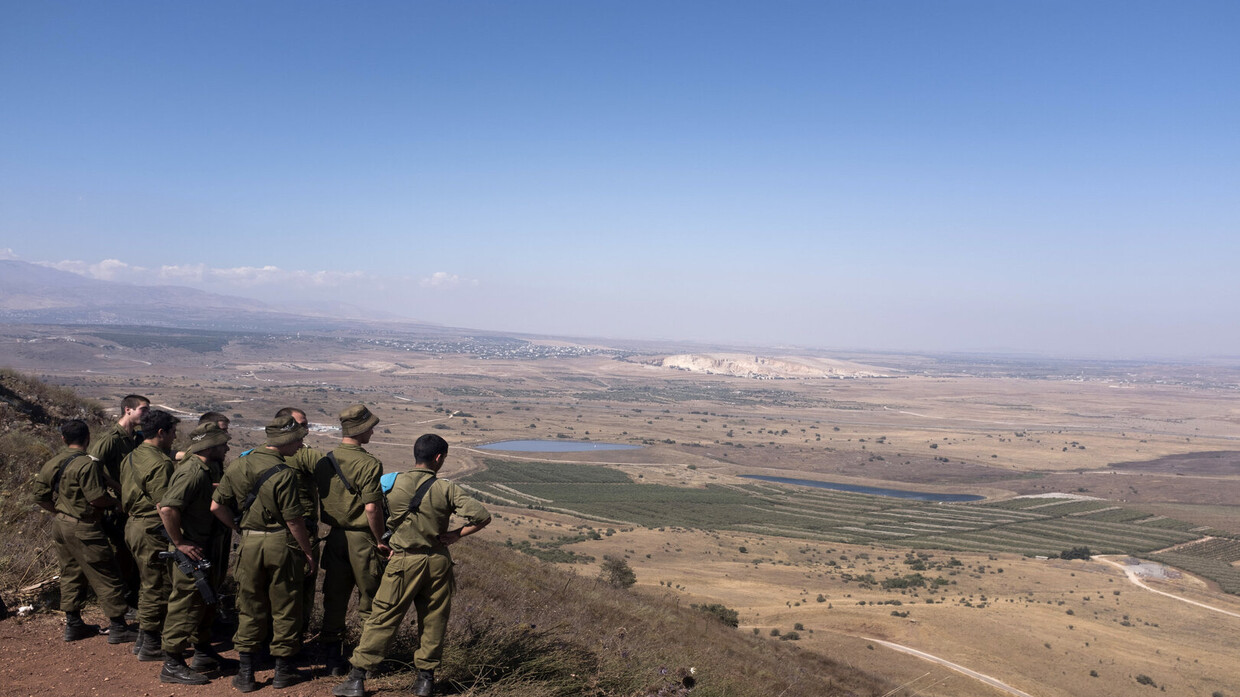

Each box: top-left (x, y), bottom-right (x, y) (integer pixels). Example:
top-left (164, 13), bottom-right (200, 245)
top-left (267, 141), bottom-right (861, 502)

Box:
top-left (1060, 546), bottom-right (1093, 561)
top-left (599, 556), bottom-right (636, 588)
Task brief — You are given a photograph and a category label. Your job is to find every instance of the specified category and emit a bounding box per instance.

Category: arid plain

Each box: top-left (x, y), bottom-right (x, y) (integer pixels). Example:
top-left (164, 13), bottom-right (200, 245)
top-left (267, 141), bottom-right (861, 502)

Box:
top-left (3, 323), bottom-right (1238, 697)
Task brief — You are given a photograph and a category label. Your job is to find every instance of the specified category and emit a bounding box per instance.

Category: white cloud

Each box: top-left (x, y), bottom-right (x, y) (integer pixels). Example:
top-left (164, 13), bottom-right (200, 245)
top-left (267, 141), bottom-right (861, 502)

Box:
top-left (39, 258), bottom-right (147, 281)
top-left (0, 248), bottom-right (19, 260)
top-left (39, 259), bottom-right (373, 289)
top-left (420, 271), bottom-right (477, 289)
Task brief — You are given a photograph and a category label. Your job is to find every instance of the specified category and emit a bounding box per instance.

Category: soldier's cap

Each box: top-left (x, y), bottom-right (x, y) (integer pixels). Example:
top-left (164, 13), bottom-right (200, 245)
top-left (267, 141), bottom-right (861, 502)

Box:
top-left (340, 403), bottom-right (380, 438)
top-left (265, 414), bottom-right (308, 447)
top-left (184, 422), bottom-right (230, 456)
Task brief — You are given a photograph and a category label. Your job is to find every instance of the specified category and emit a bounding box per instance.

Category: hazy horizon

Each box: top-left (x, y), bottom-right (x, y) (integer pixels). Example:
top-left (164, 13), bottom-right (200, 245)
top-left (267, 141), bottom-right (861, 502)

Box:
top-left (2, 3), bottom-right (1237, 359)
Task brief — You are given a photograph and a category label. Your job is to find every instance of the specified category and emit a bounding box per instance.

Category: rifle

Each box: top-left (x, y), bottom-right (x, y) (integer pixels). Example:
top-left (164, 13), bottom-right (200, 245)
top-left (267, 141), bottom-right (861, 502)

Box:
top-left (159, 531), bottom-right (217, 606)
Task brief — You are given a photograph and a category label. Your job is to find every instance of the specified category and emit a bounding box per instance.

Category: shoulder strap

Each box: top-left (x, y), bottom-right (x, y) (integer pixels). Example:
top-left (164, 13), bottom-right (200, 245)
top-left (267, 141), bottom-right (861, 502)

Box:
top-left (321, 452), bottom-right (356, 494)
top-left (239, 463), bottom-right (290, 519)
top-left (386, 474), bottom-right (437, 532)
top-left (51, 452), bottom-right (90, 500)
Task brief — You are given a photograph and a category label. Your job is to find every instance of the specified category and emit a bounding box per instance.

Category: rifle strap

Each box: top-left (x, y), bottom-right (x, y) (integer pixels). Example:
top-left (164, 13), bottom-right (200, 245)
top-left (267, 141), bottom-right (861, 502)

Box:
top-left (51, 452), bottom-right (90, 501)
top-left (322, 452), bottom-right (356, 495)
top-left (386, 474), bottom-right (437, 534)
top-left (239, 464), bottom-right (289, 522)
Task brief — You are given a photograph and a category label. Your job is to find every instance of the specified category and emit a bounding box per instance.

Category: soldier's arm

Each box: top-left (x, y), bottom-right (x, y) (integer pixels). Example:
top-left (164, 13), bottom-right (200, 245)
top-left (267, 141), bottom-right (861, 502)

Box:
top-left (438, 481), bottom-right (491, 546)
top-left (285, 516), bottom-right (317, 575)
top-left (31, 468), bottom-right (55, 512)
top-left (210, 500), bottom-right (242, 535)
top-left (359, 458), bottom-right (390, 552)
top-left (159, 505), bottom-right (203, 561)
top-left (82, 459), bottom-right (119, 509)
top-left (364, 502), bottom-right (391, 555)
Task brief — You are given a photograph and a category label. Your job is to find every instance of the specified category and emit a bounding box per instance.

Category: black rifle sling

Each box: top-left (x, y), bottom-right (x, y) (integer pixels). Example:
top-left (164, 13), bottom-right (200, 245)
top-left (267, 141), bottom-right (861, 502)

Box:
top-left (51, 452), bottom-right (90, 501)
top-left (322, 452), bottom-right (356, 495)
top-left (386, 474), bottom-right (437, 534)
top-left (239, 464), bottom-right (290, 522)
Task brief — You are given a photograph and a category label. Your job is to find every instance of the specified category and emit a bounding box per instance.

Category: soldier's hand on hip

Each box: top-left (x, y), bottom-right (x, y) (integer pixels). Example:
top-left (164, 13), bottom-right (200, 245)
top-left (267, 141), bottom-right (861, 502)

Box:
top-left (177, 543), bottom-right (204, 561)
top-left (376, 542), bottom-right (393, 559)
top-left (438, 530), bottom-right (462, 546)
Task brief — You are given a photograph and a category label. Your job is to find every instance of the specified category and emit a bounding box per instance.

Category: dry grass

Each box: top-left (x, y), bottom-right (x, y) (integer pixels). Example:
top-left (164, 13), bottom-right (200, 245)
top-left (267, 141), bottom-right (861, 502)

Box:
top-left (372, 540), bottom-right (892, 697)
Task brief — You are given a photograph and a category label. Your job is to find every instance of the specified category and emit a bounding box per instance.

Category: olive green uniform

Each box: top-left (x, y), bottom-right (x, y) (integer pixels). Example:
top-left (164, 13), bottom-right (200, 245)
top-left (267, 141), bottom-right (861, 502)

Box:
top-left (89, 423), bottom-right (140, 602)
top-left (315, 443), bottom-right (385, 642)
top-left (90, 423), bottom-right (138, 484)
top-left (349, 470), bottom-right (490, 672)
top-left (31, 449), bottom-right (129, 618)
top-left (286, 446), bottom-right (324, 630)
top-left (213, 449), bottom-right (307, 657)
top-left (121, 442), bottom-right (175, 631)
top-left (159, 456), bottom-right (224, 655)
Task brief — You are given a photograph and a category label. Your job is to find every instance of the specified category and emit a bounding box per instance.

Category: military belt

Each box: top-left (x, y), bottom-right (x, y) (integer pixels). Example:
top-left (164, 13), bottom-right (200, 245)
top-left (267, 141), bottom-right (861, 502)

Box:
top-left (241, 529), bottom-right (288, 536)
top-left (391, 547), bottom-right (437, 556)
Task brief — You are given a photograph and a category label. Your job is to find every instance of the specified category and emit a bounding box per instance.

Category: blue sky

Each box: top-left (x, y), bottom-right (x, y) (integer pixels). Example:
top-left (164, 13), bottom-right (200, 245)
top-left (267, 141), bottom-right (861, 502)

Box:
top-left (2, 1), bottom-right (1237, 358)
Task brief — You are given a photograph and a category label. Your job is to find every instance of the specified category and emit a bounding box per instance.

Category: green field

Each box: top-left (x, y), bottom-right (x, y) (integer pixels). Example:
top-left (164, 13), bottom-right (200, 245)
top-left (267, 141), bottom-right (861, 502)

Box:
top-left (464, 459), bottom-right (1240, 593)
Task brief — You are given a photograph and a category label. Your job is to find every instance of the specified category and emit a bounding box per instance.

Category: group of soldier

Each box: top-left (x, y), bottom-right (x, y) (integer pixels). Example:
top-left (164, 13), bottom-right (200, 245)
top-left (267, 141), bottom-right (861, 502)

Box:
top-left (33, 394), bottom-right (491, 697)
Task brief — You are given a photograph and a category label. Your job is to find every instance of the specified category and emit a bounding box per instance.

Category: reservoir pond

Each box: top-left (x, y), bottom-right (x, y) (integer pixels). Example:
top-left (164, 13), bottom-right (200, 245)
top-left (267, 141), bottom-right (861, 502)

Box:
top-left (476, 440), bottom-right (643, 453)
top-left (740, 475), bottom-right (984, 502)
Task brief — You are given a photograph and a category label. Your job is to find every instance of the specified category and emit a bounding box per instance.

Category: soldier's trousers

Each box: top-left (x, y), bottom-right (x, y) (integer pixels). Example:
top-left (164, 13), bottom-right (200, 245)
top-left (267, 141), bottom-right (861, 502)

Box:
top-left (234, 530), bottom-right (305, 658)
top-left (52, 514), bottom-right (128, 619)
top-left (161, 539), bottom-right (220, 654)
top-left (349, 551), bottom-right (454, 672)
top-left (124, 516), bottom-right (170, 631)
top-left (319, 527), bottom-right (384, 642)
top-left (301, 522), bottom-right (320, 634)
top-left (102, 509), bottom-right (141, 607)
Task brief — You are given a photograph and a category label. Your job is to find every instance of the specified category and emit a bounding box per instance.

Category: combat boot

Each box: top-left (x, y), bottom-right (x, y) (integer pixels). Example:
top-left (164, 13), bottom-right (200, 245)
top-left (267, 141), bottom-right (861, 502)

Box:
top-left (232, 652), bottom-right (258, 693)
top-left (190, 642), bottom-right (222, 671)
top-left (63, 612), bottom-right (99, 642)
top-left (413, 669), bottom-right (435, 697)
top-left (160, 653), bottom-right (210, 685)
top-left (130, 626), bottom-right (144, 653)
top-left (137, 630), bottom-right (165, 661)
top-left (106, 617), bottom-right (138, 644)
top-left (332, 667), bottom-right (366, 697)
top-left (272, 656), bottom-right (307, 689)
top-left (324, 641), bottom-right (348, 677)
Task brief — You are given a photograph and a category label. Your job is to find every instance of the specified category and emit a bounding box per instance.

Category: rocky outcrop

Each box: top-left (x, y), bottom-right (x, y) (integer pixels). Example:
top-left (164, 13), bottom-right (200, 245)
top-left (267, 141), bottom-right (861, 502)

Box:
top-left (660, 353), bottom-right (888, 379)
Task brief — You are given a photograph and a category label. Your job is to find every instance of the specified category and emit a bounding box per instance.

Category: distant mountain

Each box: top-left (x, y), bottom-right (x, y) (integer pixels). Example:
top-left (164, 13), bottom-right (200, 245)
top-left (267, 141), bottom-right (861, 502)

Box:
top-left (0, 259), bottom-right (390, 330)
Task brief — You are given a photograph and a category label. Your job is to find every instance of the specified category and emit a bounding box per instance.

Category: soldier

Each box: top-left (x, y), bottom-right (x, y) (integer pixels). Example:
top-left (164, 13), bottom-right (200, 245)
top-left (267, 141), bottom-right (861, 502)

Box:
top-left (90, 394), bottom-right (150, 609)
top-left (121, 408), bottom-right (180, 661)
top-left (157, 422), bottom-right (231, 685)
top-left (32, 420), bottom-right (139, 644)
top-left (91, 394), bottom-right (151, 486)
top-left (315, 404), bottom-right (389, 675)
top-left (334, 434), bottom-right (490, 697)
top-left (174, 412), bottom-right (230, 462)
top-left (273, 406), bottom-right (325, 640)
top-left (210, 414), bottom-right (317, 692)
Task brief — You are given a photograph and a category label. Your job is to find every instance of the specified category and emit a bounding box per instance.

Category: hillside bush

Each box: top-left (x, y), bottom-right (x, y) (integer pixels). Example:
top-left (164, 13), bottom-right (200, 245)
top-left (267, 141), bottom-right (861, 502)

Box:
top-left (691, 602), bottom-right (739, 627)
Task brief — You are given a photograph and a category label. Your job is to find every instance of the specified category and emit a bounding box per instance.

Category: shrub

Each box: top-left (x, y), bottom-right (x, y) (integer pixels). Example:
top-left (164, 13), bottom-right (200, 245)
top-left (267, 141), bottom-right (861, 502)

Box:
top-left (598, 556), bottom-right (636, 588)
top-left (1135, 674), bottom-right (1156, 687)
top-left (691, 603), bottom-right (739, 627)
top-left (1060, 546), bottom-right (1093, 561)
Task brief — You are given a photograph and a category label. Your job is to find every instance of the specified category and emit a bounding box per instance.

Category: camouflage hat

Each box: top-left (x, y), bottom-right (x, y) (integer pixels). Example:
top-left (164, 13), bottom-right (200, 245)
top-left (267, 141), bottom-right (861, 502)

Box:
top-left (184, 421), bottom-right (230, 457)
top-left (265, 414), bottom-right (308, 447)
top-left (340, 403), bottom-right (380, 438)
